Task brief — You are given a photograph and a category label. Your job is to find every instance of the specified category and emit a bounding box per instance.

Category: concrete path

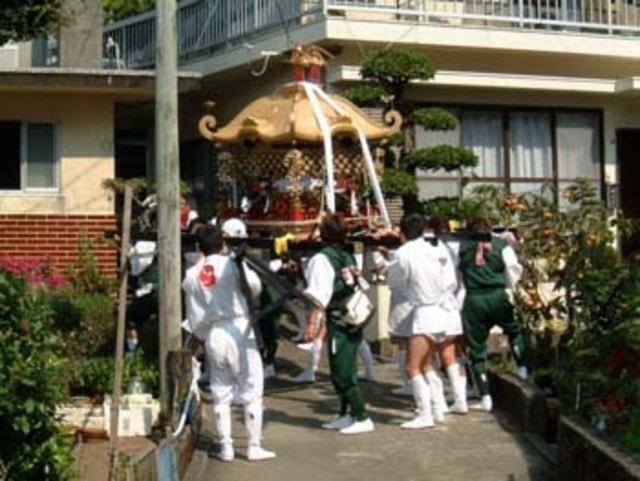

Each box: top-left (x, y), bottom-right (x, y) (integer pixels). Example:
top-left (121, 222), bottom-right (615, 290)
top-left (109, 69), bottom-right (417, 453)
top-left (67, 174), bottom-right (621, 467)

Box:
top-left (185, 339), bottom-right (555, 481)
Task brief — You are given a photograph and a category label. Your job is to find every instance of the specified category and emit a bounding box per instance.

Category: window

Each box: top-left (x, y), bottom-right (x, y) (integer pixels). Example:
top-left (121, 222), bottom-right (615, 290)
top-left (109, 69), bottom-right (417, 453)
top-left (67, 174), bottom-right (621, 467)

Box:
top-left (0, 121), bottom-right (58, 191)
top-left (415, 107), bottom-right (602, 203)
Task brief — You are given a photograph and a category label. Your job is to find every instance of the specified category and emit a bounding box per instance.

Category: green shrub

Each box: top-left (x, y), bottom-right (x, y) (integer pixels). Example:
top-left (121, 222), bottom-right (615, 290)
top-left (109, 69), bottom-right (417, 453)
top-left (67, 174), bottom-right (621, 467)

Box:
top-left (0, 272), bottom-right (74, 481)
top-left (341, 84), bottom-right (388, 106)
top-left (412, 107), bottom-right (458, 131)
top-left (381, 167), bottom-right (418, 197)
top-left (361, 48), bottom-right (435, 92)
top-left (50, 292), bottom-right (116, 359)
top-left (407, 145), bottom-right (478, 172)
top-left (70, 351), bottom-right (159, 399)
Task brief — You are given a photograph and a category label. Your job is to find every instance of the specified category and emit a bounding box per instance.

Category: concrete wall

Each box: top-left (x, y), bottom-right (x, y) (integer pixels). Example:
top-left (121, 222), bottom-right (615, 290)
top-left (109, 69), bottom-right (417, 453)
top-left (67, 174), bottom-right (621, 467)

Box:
top-left (59, 0), bottom-right (104, 69)
top-left (0, 92), bottom-right (115, 215)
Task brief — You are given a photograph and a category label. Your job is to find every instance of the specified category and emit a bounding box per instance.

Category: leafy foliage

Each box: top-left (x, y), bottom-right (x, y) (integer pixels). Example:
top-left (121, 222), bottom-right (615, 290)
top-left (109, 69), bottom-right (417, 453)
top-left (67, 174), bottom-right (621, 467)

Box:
top-left (103, 0), bottom-right (155, 23)
top-left (0, 0), bottom-right (66, 45)
top-left (66, 235), bottom-right (116, 296)
top-left (380, 167), bottom-right (419, 197)
top-left (460, 180), bottom-right (640, 451)
top-left (0, 272), bottom-right (74, 481)
top-left (422, 195), bottom-right (488, 220)
top-left (407, 145), bottom-right (478, 172)
top-left (70, 350), bottom-right (159, 399)
top-left (361, 49), bottom-right (435, 98)
top-left (341, 84), bottom-right (388, 106)
top-left (350, 48), bottom-right (477, 212)
top-left (412, 107), bottom-right (458, 131)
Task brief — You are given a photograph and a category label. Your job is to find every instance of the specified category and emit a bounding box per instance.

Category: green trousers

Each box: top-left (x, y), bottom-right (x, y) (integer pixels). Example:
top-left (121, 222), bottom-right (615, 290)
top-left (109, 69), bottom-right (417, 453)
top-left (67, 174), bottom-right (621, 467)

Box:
top-left (327, 320), bottom-right (369, 421)
top-left (259, 313), bottom-right (278, 366)
top-left (462, 289), bottom-right (527, 396)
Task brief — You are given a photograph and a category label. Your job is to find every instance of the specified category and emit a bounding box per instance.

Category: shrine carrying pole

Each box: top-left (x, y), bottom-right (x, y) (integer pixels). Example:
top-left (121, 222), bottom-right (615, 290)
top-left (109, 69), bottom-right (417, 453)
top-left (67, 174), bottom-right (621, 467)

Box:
top-left (155, 0), bottom-right (182, 431)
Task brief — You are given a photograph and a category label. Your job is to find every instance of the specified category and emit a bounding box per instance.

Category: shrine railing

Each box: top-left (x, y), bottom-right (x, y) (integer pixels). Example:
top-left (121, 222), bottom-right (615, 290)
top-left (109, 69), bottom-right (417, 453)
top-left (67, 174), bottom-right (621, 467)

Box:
top-left (103, 0), bottom-right (640, 69)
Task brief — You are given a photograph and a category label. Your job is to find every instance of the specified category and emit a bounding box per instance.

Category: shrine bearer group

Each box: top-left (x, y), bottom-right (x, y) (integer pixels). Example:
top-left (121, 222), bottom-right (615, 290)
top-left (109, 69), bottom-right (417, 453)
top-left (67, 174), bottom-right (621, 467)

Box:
top-left (384, 213), bottom-right (527, 426)
top-left (385, 214), bottom-right (468, 428)
top-left (182, 224), bottom-right (276, 462)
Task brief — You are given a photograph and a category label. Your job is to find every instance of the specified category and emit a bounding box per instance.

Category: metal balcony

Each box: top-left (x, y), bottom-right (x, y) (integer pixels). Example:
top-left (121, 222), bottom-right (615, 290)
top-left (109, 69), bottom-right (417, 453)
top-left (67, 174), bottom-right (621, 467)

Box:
top-left (103, 0), bottom-right (640, 69)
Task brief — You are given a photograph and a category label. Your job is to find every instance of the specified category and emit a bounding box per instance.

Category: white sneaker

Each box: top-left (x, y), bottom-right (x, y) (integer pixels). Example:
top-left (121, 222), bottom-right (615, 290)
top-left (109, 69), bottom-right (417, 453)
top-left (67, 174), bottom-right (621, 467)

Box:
top-left (247, 446), bottom-right (276, 461)
top-left (296, 342), bottom-right (314, 351)
top-left (391, 384), bottom-right (413, 396)
top-left (264, 364), bottom-right (276, 379)
top-left (322, 414), bottom-right (354, 430)
top-left (470, 395), bottom-right (493, 412)
top-left (400, 415), bottom-right (435, 430)
top-left (517, 366), bottom-right (528, 380)
top-left (450, 401), bottom-right (469, 415)
top-left (291, 370), bottom-right (315, 383)
top-left (216, 444), bottom-right (234, 462)
top-left (339, 418), bottom-right (375, 435)
top-left (432, 405), bottom-right (446, 424)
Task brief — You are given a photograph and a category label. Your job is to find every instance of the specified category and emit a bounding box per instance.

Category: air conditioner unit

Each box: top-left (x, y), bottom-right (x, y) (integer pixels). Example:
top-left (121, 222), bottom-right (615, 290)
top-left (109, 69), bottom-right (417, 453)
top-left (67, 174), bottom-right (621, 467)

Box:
top-left (0, 43), bottom-right (19, 69)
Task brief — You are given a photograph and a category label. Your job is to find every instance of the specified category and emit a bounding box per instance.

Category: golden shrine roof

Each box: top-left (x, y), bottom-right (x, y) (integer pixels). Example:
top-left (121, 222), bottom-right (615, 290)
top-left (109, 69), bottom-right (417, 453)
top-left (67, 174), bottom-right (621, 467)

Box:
top-left (198, 82), bottom-right (402, 146)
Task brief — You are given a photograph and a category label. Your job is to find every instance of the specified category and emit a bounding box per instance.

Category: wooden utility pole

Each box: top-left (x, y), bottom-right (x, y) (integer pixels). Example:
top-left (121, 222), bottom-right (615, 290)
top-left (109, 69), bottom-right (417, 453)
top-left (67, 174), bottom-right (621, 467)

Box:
top-left (155, 0), bottom-right (182, 429)
top-left (108, 185), bottom-right (132, 481)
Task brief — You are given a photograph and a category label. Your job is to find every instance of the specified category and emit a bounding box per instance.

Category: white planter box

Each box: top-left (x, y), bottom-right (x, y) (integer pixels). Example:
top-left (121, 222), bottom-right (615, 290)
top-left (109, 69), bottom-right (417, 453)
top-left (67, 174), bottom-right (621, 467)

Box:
top-left (103, 394), bottom-right (160, 437)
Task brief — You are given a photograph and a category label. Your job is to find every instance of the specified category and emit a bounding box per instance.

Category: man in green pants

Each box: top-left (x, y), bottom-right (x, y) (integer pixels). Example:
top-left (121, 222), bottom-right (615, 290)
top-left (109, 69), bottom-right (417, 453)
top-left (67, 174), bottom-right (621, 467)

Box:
top-left (459, 217), bottom-right (528, 412)
top-left (303, 214), bottom-right (374, 434)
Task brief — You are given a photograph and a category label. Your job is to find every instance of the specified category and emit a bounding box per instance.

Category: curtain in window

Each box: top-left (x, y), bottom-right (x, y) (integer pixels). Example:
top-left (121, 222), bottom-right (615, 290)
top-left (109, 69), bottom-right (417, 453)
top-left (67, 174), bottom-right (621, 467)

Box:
top-left (26, 123), bottom-right (55, 189)
top-left (460, 111), bottom-right (503, 178)
top-left (509, 112), bottom-right (552, 178)
top-left (556, 112), bottom-right (600, 180)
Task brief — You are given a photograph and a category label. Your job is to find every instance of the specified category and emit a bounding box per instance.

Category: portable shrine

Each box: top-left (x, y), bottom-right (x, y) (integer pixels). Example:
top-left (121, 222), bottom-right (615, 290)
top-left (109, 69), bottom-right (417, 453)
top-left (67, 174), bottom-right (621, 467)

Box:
top-left (198, 45), bottom-right (402, 233)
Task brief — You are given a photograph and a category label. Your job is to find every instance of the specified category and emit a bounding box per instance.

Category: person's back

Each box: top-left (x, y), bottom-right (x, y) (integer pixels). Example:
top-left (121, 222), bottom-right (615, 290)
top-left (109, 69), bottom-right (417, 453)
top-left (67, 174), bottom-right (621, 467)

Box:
top-left (458, 237), bottom-right (509, 292)
top-left (458, 217), bottom-right (527, 412)
top-left (182, 224), bottom-right (275, 462)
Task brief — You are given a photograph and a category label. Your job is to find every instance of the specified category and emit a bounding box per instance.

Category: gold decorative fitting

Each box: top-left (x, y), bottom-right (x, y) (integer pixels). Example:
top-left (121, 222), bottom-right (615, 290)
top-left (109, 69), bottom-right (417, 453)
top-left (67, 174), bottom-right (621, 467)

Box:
top-left (198, 83), bottom-right (402, 146)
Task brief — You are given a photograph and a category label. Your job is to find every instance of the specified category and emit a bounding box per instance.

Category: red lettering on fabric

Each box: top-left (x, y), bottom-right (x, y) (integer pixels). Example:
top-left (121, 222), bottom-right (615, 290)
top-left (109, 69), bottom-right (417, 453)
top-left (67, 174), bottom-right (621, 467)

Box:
top-left (199, 265), bottom-right (216, 287)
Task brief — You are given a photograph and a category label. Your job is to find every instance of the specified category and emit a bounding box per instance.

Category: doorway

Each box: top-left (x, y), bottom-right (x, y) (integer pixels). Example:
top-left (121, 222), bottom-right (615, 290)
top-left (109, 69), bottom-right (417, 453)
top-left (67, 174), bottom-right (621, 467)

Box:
top-left (617, 129), bottom-right (640, 256)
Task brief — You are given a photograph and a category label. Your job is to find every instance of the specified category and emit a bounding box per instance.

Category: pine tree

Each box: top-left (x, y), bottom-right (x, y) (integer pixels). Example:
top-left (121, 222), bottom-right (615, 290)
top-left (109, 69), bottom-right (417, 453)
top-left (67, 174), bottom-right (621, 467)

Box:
top-left (343, 48), bottom-right (478, 214)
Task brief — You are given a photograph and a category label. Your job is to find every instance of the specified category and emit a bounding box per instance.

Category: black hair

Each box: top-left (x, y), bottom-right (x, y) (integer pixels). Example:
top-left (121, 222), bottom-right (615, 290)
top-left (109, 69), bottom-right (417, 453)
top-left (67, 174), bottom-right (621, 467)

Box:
top-left (467, 216), bottom-right (492, 233)
top-left (196, 224), bottom-right (224, 256)
top-left (400, 213), bottom-right (425, 240)
top-left (426, 215), bottom-right (449, 236)
top-left (187, 217), bottom-right (207, 235)
top-left (319, 214), bottom-right (346, 245)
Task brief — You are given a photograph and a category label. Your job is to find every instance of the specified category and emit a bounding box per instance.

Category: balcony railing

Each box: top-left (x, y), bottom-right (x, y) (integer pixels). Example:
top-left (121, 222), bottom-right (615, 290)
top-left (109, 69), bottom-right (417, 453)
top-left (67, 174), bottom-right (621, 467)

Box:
top-left (104, 0), bottom-right (640, 69)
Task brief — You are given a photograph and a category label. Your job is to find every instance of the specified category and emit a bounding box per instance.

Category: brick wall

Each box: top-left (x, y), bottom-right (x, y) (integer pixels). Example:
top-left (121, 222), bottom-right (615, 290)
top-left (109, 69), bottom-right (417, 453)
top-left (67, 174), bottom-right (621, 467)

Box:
top-left (0, 214), bottom-right (117, 277)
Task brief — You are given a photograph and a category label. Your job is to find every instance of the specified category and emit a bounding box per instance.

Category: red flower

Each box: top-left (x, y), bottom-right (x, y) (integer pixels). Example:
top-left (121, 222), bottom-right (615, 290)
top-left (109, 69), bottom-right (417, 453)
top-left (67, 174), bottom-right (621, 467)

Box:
top-left (607, 345), bottom-right (637, 378)
top-left (603, 394), bottom-right (626, 414)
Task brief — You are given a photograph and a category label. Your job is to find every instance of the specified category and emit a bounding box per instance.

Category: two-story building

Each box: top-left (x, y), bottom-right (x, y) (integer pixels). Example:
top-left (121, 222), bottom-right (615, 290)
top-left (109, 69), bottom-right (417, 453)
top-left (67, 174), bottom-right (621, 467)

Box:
top-left (105, 0), bottom-right (640, 231)
top-left (0, 0), bottom-right (200, 275)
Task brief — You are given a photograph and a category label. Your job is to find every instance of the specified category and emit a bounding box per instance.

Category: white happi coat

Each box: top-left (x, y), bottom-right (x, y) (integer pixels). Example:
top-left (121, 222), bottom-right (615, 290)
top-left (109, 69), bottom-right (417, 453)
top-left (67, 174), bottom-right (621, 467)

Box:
top-left (182, 254), bottom-right (263, 405)
top-left (387, 238), bottom-right (458, 339)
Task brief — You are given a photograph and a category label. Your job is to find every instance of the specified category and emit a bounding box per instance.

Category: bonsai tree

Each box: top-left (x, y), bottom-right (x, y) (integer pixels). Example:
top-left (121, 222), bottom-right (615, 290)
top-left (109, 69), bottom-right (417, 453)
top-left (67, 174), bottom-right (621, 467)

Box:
top-left (343, 48), bottom-right (477, 213)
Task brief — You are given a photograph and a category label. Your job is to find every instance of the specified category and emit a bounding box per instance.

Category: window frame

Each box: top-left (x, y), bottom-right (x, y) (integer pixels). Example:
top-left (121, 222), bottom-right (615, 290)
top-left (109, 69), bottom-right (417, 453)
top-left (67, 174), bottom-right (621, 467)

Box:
top-left (414, 104), bottom-right (605, 204)
top-left (0, 120), bottom-right (60, 195)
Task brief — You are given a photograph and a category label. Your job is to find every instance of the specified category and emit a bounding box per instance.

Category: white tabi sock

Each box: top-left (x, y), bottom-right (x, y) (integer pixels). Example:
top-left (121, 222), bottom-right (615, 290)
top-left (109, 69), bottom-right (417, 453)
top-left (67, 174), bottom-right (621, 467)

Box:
top-left (213, 403), bottom-right (233, 458)
top-left (244, 401), bottom-right (276, 461)
top-left (358, 340), bottom-right (375, 380)
top-left (425, 369), bottom-right (449, 416)
top-left (446, 363), bottom-right (468, 413)
top-left (410, 375), bottom-right (434, 423)
top-left (244, 401), bottom-right (263, 448)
